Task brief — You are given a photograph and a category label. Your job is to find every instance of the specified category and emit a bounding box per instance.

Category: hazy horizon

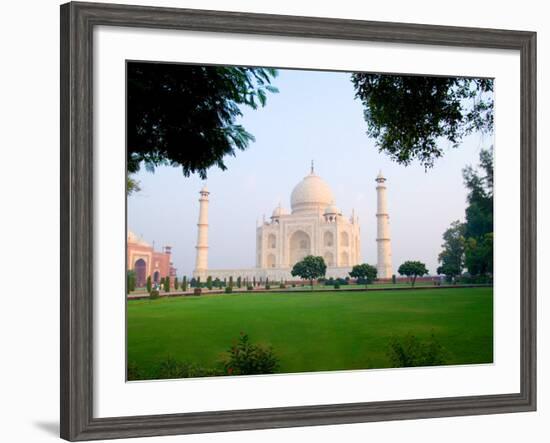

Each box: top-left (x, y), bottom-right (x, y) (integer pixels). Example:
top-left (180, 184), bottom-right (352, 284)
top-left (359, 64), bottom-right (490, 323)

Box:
top-left (127, 68), bottom-right (492, 277)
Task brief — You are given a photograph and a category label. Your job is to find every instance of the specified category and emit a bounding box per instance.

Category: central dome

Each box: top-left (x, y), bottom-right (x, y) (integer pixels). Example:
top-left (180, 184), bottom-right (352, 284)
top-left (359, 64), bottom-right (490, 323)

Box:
top-left (290, 171), bottom-right (335, 214)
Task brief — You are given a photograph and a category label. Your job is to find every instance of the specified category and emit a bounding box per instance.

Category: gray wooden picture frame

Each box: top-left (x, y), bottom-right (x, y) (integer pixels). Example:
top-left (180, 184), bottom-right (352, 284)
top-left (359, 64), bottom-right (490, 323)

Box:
top-left (60, 1), bottom-right (537, 441)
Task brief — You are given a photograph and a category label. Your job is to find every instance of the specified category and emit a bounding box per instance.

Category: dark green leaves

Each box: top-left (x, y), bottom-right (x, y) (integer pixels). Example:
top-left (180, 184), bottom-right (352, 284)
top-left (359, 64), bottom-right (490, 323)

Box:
top-left (351, 73), bottom-right (493, 168)
top-left (127, 63), bottom-right (278, 178)
top-left (291, 256), bottom-right (327, 283)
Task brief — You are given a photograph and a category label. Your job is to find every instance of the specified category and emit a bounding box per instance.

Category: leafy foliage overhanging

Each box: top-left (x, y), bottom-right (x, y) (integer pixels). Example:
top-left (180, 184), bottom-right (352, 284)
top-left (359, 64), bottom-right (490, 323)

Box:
top-left (127, 62), bottom-right (278, 178)
top-left (352, 74), bottom-right (493, 168)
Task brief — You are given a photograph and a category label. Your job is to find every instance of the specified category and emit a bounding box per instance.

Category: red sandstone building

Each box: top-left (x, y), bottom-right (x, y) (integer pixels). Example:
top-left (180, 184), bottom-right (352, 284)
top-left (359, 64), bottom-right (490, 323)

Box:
top-left (127, 231), bottom-right (176, 287)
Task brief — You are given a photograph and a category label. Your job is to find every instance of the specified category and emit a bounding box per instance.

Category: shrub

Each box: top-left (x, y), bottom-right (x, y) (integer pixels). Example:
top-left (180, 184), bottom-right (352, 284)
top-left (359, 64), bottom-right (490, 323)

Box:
top-left (149, 289), bottom-right (160, 300)
top-left (392, 274), bottom-right (397, 284)
top-left (146, 275), bottom-right (152, 294)
top-left (154, 357), bottom-right (222, 379)
top-left (174, 277), bottom-right (179, 290)
top-left (222, 333), bottom-right (279, 375)
top-left (182, 276), bottom-right (188, 291)
top-left (279, 283), bottom-right (285, 289)
top-left (329, 278), bottom-right (348, 287)
top-left (247, 285), bottom-right (254, 291)
top-left (127, 361), bottom-right (142, 381)
top-left (265, 284), bottom-right (270, 290)
top-left (127, 270), bottom-right (136, 292)
top-left (193, 288), bottom-right (202, 295)
top-left (456, 274), bottom-right (493, 284)
top-left (387, 333), bottom-right (445, 367)
top-left (163, 276), bottom-right (170, 292)
top-left (334, 283), bottom-right (340, 289)
top-left (207, 276), bottom-right (213, 290)
top-left (237, 276), bottom-right (242, 288)
top-left (292, 283), bottom-right (296, 288)
top-left (225, 286), bottom-right (233, 294)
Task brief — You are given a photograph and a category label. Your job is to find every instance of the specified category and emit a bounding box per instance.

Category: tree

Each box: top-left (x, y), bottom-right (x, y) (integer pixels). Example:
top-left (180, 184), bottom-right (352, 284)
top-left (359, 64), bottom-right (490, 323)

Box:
top-left (127, 62), bottom-right (278, 178)
top-left (182, 276), bottom-right (188, 291)
top-left (464, 233), bottom-right (493, 277)
top-left (437, 220), bottom-right (465, 282)
top-left (127, 270), bottom-right (136, 293)
top-left (146, 275), bottom-right (152, 294)
top-left (351, 74), bottom-right (493, 168)
top-left (173, 277), bottom-right (179, 290)
top-left (163, 276), bottom-right (170, 293)
top-left (206, 276), bottom-right (213, 290)
top-left (291, 255), bottom-right (327, 288)
top-left (237, 276), bottom-right (242, 288)
top-left (398, 261), bottom-right (429, 286)
top-left (229, 276), bottom-right (234, 289)
top-left (349, 263), bottom-right (377, 288)
top-left (127, 175), bottom-right (141, 196)
top-left (462, 148), bottom-right (493, 278)
top-left (463, 148), bottom-right (493, 239)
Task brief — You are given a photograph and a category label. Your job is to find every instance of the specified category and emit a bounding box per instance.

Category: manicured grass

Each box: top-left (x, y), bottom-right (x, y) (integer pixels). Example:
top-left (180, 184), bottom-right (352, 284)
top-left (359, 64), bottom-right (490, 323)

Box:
top-left (127, 287), bottom-right (493, 376)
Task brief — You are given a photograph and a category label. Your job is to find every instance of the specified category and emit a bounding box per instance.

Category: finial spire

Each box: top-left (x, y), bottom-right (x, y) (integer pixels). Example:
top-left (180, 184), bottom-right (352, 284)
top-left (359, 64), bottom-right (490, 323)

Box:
top-left (311, 159), bottom-right (314, 174)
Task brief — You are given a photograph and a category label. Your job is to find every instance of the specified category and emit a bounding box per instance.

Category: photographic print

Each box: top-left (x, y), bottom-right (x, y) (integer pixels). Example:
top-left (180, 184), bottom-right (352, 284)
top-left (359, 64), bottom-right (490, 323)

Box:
top-left (126, 61), bottom-right (494, 381)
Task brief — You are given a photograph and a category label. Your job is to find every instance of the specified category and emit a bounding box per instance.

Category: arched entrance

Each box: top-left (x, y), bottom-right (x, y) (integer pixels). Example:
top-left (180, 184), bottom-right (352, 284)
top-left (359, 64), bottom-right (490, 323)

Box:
top-left (323, 231), bottom-right (334, 247)
top-left (340, 251), bottom-right (349, 266)
top-left (289, 230), bottom-right (311, 266)
top-left (153, 271), bottom-right (160, 284)
top-left (340, 231), bottom-right (350, 247)
top-left (323, 251), bottom-right (334, 267)
top-left (134, 258), bottom-right (146, 287)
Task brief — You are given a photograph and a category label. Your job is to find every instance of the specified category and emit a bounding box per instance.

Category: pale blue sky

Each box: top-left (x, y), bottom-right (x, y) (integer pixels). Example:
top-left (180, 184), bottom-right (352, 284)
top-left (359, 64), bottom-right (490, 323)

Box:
top-left (128, 68), bottom-right (492, 277)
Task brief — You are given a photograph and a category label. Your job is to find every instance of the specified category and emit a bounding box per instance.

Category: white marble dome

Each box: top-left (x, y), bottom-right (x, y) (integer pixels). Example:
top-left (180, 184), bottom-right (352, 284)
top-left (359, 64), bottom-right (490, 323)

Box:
top-left (290, 171), bottom-right (335, 213)
top-left (324, 202), bottom-right (341, 215)
top-left (271, 204), bottom-right (288, 218)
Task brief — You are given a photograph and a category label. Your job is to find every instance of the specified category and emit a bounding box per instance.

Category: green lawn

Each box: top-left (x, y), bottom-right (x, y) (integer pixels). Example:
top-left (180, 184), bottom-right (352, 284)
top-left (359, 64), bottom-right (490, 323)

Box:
top-left (127, 287), bottom-right (493, 376)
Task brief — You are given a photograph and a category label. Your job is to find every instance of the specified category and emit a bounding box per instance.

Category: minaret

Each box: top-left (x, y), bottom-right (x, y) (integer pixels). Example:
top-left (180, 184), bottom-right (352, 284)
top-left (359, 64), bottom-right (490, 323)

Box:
top-left (194, 185), bottom-right (209, 279)
top-left (375, 171), bottom-right (393, 279)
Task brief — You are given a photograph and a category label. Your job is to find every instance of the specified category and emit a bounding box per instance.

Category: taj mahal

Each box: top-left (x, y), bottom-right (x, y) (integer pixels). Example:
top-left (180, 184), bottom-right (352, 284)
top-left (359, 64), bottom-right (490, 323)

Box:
top-left (193, 163), bottom-right (393, 282)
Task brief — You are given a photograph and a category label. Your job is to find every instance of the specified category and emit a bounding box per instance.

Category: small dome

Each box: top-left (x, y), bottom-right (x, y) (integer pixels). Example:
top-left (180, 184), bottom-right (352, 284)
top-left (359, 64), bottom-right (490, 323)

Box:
top-left (324, 202), bottom-right (341, 216)
top-left (271, 204), bottom-right (288, 218)
top-left (290, 171), bottom-right (335, 214)
top-left (127, 230), bottom-right (150, 247)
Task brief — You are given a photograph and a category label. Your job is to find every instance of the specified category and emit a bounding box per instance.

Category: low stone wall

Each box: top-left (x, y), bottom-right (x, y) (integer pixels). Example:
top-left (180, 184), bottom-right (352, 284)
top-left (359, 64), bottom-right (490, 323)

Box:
top-left (127, 284), bottom-right (492, 300)
top-left (195, 266), bottom-right (354, 281)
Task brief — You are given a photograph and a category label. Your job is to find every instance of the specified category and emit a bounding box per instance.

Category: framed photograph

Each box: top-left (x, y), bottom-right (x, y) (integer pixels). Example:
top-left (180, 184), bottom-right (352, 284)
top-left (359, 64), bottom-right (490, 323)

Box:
top-left (60, 1), bottom-right (536, 440)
